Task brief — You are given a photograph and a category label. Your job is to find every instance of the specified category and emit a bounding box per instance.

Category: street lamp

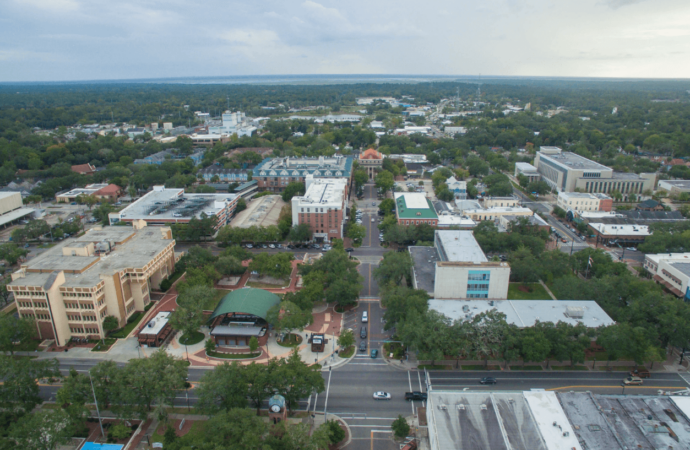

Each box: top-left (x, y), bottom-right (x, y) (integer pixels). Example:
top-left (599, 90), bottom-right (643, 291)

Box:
top-left (621, 383), bottom-right (626, 395)
top-left (88, 371), bottom-right (105, 440)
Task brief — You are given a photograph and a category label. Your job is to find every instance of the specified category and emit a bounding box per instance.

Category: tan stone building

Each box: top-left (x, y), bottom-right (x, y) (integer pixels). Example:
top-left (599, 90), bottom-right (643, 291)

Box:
top-left (358, 148), bottom-right (384, 179)
top-left (8, 221), bottom-right (178, 346)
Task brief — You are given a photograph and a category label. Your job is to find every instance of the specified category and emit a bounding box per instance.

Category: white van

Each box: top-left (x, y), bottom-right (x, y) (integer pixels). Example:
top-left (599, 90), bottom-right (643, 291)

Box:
top-left (362, 311), bottom-right (368, 323)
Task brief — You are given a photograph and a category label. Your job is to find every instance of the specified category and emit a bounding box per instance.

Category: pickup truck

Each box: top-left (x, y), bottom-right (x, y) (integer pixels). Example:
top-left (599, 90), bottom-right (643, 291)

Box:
top-left (405, 391), bottom-right (427, 401)
top-left (630, 368), bottom-right (651, 379)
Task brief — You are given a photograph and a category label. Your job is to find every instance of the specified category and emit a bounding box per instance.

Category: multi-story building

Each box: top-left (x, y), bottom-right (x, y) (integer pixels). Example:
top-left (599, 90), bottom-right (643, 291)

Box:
top-left (394, 192), bottom-right (439, 226)
top-left (514, 162), bottom-right (541, 183)
top-left (108, 186), bottom-right (239, 229)
top-left (643, 252), bottom-right (690, 300)
top-left (358, 148), bottom-right (384, 179)
top-left (208, 111), bottom-right (257, 137)
top-left (291, 176), bottom-right (348, 242)
top-left (481, 196), bottom-right (519, 208)
top-left (198, 166), bottom-right (250, 183)
top-left (410, 230), bottom-right (510, 300)
top-left (557, 192), bottom-right (613, 212)
top-left (463, 206), bottom-right (533, 222)
top-left (253, 156), bottom-right (353, 193)
top-left (8, 222), bottom-right (177, 346)
top-left (534, 147), bottom-right (656, 198)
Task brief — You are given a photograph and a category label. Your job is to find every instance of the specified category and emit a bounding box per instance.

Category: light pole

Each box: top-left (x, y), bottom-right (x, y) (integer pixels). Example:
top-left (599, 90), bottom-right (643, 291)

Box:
top-left (621, 383), bottom-right (626, 395)
top-left (88, 371), bottom-right (105, 440)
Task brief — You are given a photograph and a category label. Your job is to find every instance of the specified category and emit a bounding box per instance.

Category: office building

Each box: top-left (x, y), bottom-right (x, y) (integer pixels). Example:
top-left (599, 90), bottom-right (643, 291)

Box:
top-left (394, 192), bottom-right (439, 226)
top-left (534, 147), bottom-right (655, 197)
top-left (198, 166), bottom-right (250, 183)
top-left (8, 223), bottom-right (177, 346)
top-left (410, 230), bottom-right (510, 300)
top-left (358, 148), bottom-right (384, 179)
top-left (514, 162), bottom-right (541, 183)
top-left (253, 156), bottom-right (353, 193)
top-left (588, 223), bottom-right (650, 245)
top-left (291, 177), bottom-right (348, 242)
top-left (658, 179), bottom-right (690, 195)
top-left (108, 186), bottom-right (239, 228)
top-left (644, 252), bottom-right (690, 300)
top-left (557, 192), bottom-right (613, 212)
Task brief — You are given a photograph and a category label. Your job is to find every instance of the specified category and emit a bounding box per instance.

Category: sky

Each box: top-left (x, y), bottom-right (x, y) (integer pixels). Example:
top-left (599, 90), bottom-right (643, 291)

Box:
top-left (0, 0), bottom-right (688, 82)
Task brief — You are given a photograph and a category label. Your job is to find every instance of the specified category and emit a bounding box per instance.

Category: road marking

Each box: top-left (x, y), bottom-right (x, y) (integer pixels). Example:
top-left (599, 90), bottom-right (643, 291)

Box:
top-left (430, 376), bottom-right (672, 382)
top-left (323, 369), bottom-right (333, 416)
top-left (679, 373), bottom-right (690, 386)
top-left (547, 385), bottom-right (689, 391)
top-left (349, 425), bottom-right (392, 428)
top-left (367, 302), bottom-right (371, 351)
top-left (347, 363), bottom-right (388, 366)
top-left (368, 265), bottom-right (372, 297)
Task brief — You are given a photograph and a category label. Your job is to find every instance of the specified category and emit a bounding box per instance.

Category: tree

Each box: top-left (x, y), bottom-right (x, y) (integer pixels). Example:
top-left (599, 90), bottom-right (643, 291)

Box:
top-left (109, 422), bottom-right (132, 441)
top-left (325, 419), bottom-right (346, 444)
top-left (354, 168), bottom-right (368, 187)
top-left (281, 182), bottom-right (305, 202)
top-left (274, 349), bottom-right (325, 411)
top-left (8, 409), bottom-right (77, 450)
top-left (373, 251), bottom-right (412, 286)
top-left (244, 361), bottom-right (278, 415)
top-left (346, 223), bottom-right (366, 242)
top-left (288, 223), bottom-right (312, 242)
top-left (375, 170), bottom-right (395, 193)
top-left (391, 415), bottom-right (410, 439)
top-left (196, 362), bottom-right (249, 414)
top-left (519, 326), bottom-right (551, 365)
top-left (0, 356), bottom-right (60, 413)
top-left (235, 198), bottom-right (247, 213)
top-left (267, 301), bottom-right (313, 337)
top-left (79, 194), bottom-right (98, 210)
top-left (205, 338), bottom-right (216, 354)
top-left (168, 285), bottom-right (215, 341)
top-left (190, 408), bottom-right (266, 449)
top-left (214, 255), bottom-right (246, 276)
top-left (337, 329), bottom-right (354, 350)
top-left (248, 336), bottom-right (259, 354)
top-left (378, 198), bottom-right (395, 216)
top-left (0, 314), bottom-right (35, 355)
top-left (102, 315), bottom-right (119, 335)
top-left (467, 310), bottom-right (508, 367)
top-left (0, 243), bottom-right (28, 265)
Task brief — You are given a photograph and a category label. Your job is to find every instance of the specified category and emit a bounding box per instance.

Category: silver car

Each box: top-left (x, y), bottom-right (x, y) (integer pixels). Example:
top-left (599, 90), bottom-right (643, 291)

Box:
top-left (373, 391), bottom-right (391, 400)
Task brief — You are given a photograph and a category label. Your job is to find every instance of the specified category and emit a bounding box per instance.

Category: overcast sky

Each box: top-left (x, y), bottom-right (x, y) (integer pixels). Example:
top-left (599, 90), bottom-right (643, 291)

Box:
top-left (0, 0), bottom-right (688, 82)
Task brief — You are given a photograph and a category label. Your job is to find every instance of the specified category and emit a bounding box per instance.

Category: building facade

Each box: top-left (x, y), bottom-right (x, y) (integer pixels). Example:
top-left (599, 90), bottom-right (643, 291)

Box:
top-left (8, 223), bottom-right (177, 346)
top-left (198, 166), bottom-right (250, 182)
top-left (253, 156), bottom-right (353, 192)
top-left (557, 192), bottom-right (613, 212)
top-left (358, 148), bottom-right (384, 179)
top-left (291, 177), bottom-right (348, 242)
top-left (445, 177), bottom-right (467, 200)
top-left (643, 252), bottom-right (690, 300)
top-left (514, 162), bottom-right (541, 183)
top-left (394, 192), bottom-right (439, 226)
top-left (464, 206), bottom-right (533, 222)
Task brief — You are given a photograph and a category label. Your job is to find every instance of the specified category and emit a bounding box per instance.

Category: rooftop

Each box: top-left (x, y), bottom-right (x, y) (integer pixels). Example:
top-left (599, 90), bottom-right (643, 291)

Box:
top-left (198, 166), bottom-right (249, 175)
top-left (395, 193), bottom-right (439, 219)
top-left (139, 312), bottom-right (171, 336)
top-left (559, 192), bottom-right (611, 200)
top-left (209, 288), bottom-right (281, 321)
top-left (429, 299), bottom-right (615, 328)
top-left (254, 156), bottom-right (352, 178)
top-left (539, 151), bottom-right (612, 172)
top-left (436, 230), bottom-right (487, 263)
top-left (293, 178), bottom-right (347, 208)
top-left (515, 162), bottom-right (537, 171)
top-left (114, 187), bottom-right (237, 222)
top-left (464, 207), bottom-right (533, 215)
top-left (0, 207), bottom-right (34, 227)
top-left (409, 246), bottom-right (438, 295)
top-left (589, 223), bottom-right (651, 236)
top-left (659, 180), bottom-right (690, 189)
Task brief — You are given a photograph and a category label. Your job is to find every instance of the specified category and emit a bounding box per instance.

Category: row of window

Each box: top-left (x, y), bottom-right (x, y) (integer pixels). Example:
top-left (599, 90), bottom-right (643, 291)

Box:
top-left (14, 291), bottom-right (44, 297)
top-left (467, 284), bottom-right (489, 291)
top-left (70, 327), bottom-right (99, 334)
top-left (23, 313), bottom-right (50, 320)
top-left (467, 293), bottom-right (488, 299)
top-left (67, 314), bottom-right (97, 322)
top-left (468, 273), bottom-right (490, 281)
top-left (62, 292), bottom-right (92, 298)
top-left (402, 220), bottom-right (435, 226)
top-left (662, 269), bottom-right (682, 286)
top-left (65, 303), bottom-right (96, 310)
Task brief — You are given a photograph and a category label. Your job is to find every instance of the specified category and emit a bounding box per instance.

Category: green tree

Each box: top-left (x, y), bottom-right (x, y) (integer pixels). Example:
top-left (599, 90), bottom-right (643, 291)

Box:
top-left (109, 422), bottom-right (132, 441)
top-left (325, 419), bottom-right (346, 444)
top-left (248, 336), bottom-right (259, 354)
top-left (373, 251), bottom-right (412, 286)
top-left (346, 223), bottom-right (366, 242)
top-left (281, 182), bottom-right (305, 202)
top-left (169, 285), bottom-right (215, 341)
top-left (378, 198), bottom-right (395, 215)
top-left (375, 170), bottom-right (395, 193)
top-left (354, 168), bottom-right (369, 188)
top-left (235, 197), bottom-right (247, 213)
top-left (244, 361), bottom-right (278, 416)
top-left (467, 310), bottom-right (508, 367)
top-left (288, 223), bottom-right (312, 242)
top-left (102, 315), bottom-right (119, 335)
top-left (196, 362), bottom-right (249, 414)
top-left (337, 329), bottom-right (355, 350)
top-left (0, 314), bottom-right (36, 355)
top-left (0, 357), bottom-right (60, 413)
top-left (519, 326), bottom-right (551, 366)
top-left (0, 243), bottom-right (28, 265)
top-left (214, 255), bottom-right (246, 276)
top-left (8, 409), bottom-right (78, 450)
top-left (267, 301), bottom-right (313, 338)
top-left (391, 415), bottom-right (410, 439)
top-left (205, 338), bottom-right (216, 354)
top-left (274, 349), bottom-right (325, 411)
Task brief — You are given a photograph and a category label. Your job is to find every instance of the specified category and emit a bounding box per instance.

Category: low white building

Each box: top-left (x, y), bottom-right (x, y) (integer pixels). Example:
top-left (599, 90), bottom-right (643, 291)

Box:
top-left (445, 177), bottom-right (467, 200)
top-left (444, 126), bottom-right (467, 136)
top-left (658, 179), bottom-right (690, 195)
top-left (514, 162), bottom-right (541, 183)
top-left (644, 252), bottom-right (690, 300)
top-left (557, 192), bottom-right (613, 212)
top-left (464, 206), bottom-right (533, 222)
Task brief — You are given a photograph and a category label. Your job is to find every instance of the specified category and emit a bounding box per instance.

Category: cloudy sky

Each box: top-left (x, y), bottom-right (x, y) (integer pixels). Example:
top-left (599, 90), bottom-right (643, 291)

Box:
top-left (0, 0), bottom-right (688, 82)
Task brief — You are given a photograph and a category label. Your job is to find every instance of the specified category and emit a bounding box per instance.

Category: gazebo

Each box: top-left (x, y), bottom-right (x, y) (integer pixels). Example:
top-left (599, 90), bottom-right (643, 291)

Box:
top-left (208, 288), bottom-right (280, 347)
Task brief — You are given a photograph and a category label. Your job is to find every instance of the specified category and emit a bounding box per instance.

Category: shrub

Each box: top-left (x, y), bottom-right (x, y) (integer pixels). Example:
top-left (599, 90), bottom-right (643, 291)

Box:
top-left (326, 419), bottom-right (345, 444)
top-left (109, 423), bottom-right (132, 441)
top-left (391, 415), bottom-right (410, 439)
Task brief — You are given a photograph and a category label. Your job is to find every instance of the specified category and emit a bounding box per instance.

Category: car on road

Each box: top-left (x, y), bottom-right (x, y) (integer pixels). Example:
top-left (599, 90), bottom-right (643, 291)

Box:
top-left (70, 202), bottom-right (77, 205)
top-left (479, 377), bottom-right (497, 385)
top-left (371, 218), bottom-right (375, 222)
top-left (360, 326), bottom-right (367, 339)
top-left (277, 244), bottom-right (282, 249)
top-left (624, 376), bottom-right (643, 385)
top-left (261, 244), bottom-right (268, 249)
top-left (626, 247), bottom-right (636, 251)
top-left (630, 368), bottom-right (651, 379)
top-left (405, 392), bottom-right (428, 401)
top-left (287, 244), bottom-right (294, 249)
top-left (370, 349), bottom-right (378, 358)
top-left (322, 245), bottom-right (331, 251)
top-left (561, 238), bottom-right (567, 243)
top-left (361, 311), bottom-right (368, 323)
top-left (345, 248), bottom-right (354, 252)
top-left (268, 244), bottom-right (275, 249)
top-left (359, 341), bottom-right (367, 352)
top-left (372, 391), bottom-right (391, 400)
top-left (24, 243), bottom-right (30, 248)
top-left (372, 203), bottom-right (376, 206)
top-left (312, 244), bottom-right (320, 249)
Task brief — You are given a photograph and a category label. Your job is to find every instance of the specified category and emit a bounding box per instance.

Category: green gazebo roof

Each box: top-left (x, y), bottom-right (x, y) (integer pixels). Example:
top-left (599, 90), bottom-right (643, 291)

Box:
top-left (208, 288), bottom-right (280, 321)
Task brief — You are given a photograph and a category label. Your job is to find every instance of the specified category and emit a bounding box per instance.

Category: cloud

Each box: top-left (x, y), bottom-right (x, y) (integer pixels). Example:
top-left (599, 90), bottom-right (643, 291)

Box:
top-left (598, 0), bottom-right (648, 9)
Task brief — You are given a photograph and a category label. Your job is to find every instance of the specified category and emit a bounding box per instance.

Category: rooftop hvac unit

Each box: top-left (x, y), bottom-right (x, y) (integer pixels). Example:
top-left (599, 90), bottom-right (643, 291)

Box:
top-left (565, 306), bottom-right (584, 319)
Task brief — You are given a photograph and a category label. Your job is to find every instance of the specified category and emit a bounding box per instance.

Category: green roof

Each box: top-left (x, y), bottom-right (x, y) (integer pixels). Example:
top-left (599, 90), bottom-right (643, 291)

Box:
top-left (396, 195), bottom-right (439, 219)
top-left (208, 288), bottom-right (281, 321)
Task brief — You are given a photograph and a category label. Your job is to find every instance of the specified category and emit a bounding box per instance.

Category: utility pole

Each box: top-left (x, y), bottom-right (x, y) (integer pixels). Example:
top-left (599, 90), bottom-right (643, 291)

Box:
top-left (89, 372), bottom-right (105, 440)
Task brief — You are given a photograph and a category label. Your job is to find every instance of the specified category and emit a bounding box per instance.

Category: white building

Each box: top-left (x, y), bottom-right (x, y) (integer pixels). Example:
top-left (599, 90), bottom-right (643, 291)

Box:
top-left (444, 126), bottom-right (467, 136)
top-left (445, 177), bottom-right (467, 200)
top-left (658, 179), bottom-right (690, 195)
top-left (557, 192), bottom-right (613, 212)
top-left (393, 126), bottom-right (431, 136)
top-left (514, 162), bottom-right (541, 183)
top-left (644, 252), bottom-right (690, 300)
top-left (208, 111), bottom-right (257, 137)
top-left (463, 206), bottom-right (533, 222)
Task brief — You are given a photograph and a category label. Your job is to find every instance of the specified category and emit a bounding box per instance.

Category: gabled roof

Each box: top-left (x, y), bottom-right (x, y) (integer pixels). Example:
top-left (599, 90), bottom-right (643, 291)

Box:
top-left (637, 199), bottom-right (660, 208)
top-left (360, 148), bottom-right (383, 160)
top-left (208, 288), bottom-right (280, 320)
top-left (71, 163), bottom-right (96, 174)
top-left (95, 184), bottom-right (122, 195)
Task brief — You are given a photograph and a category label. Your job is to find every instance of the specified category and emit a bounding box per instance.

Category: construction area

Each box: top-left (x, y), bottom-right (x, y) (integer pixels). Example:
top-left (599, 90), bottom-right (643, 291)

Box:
top-left (230, 195), bottom-right (286, 228)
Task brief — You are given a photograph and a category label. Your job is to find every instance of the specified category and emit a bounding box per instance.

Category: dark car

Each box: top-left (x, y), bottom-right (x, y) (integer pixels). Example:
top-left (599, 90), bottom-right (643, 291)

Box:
top-left (359, 341), bottom-right (367, 352)
top-left (405, 391), bottom-right (428, 401)
top-left (479, 377), bottom-right (497, 385)
top-left (287, 244), bottom-right (295, 249)
top-left (370, 349), bottom-right (378, 359)
top-left (360, 326), bottom-right (367, 339)
top-left (345, 248), bottom-right (354, 252)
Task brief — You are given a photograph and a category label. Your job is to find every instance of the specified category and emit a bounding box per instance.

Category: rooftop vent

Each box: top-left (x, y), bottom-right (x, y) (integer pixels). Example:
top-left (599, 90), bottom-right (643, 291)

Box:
top-left (566, 306), bottom-right (585, 319)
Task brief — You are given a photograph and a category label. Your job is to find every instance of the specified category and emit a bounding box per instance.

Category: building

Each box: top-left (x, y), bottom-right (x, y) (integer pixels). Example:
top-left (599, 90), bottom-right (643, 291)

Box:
top-left (425, 390), bottom-right (690, 450)
top-left (481, 196), bottom-right (519, 208)
top-left (658, 179), bottom-right (690, 195)
top-left (207, 288), bottom-right (278, 347)
top-left (109, 186), bottom-right (239, 229)
top-left (636, 199), bottom-right (665, 211)
top-left (189, 150), bottom-right (205, 166)
top-left (588, 223), bottom-right (650, 246)
top-left (534, 147), bottom-right (656, 197)
top-left (92, 184), bottom-right (122, 202)
top-left (429, 299), bottom-right (614, 328)
top-left (134, 149), bottom-right (176, 165)
top-left (557, 192), bottom-right (613, 212)
top-left (253, 156), bottom-right (353, 193)
top-left (444, 126), bottom-right (467, 136)
top-left (445, 177), bottom-right (466, 200)
top-left (498, 213), bottom-right (550, 232)
top-left (579, 209), bottom-right (687, 226)
top-left (394, 192), bottom-right (439, 226)
top-left (643, 252), bottom-right (690, 300)
top-left (232, 180), bottom-right (259, 199)
top-left (388, 154), bottom-right (428, 164)
top-left (514, 162), bottom-right (541, 183)
top-left (198, 166), bottom-right (250, 183)
top-left (291, 177), bottom-right (348, 242)
top-left (126, 127), bottom-right (147, 138)
top-left (55, 184), bottom-right (110, 203)
top-left (410, 230), bottom-right (510, 300)
top-left (208, 111), bottom-right (257, 137)
top-left (137, 311), bottom-right (173, 348)
top-left (71, 164), bottom-right (97, 175)
top-left (464, 206), bottom-right (533, 222)
top-left (358, 148), bottom-right (384, 179)
top-left (8, 223), bottom-right (176, 346)
top-left (0, 192), bottom-right (35, 228)
top-left (394, 126), bottom-right (431, 136)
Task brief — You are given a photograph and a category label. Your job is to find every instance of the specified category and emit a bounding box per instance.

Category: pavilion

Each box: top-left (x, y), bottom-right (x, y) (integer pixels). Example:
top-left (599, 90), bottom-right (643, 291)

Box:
top-left (208, 288), bottom-right (280, 347)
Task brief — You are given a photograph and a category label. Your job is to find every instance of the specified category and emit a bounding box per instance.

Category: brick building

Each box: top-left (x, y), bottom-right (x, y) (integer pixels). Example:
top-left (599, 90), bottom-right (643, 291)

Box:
top-left (358, 148), bottom-right (384, 179)
top-left (291, 176), bottom-right (348, 242)
top-left (394, 192), bottom-right (438, 226)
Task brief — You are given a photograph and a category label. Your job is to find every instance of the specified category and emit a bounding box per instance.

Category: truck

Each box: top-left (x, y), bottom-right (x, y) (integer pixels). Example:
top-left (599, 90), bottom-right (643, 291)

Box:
top-left (630, 368), bottom-right (651, 379)
top-left (405, 391), bottom-right (427, 401)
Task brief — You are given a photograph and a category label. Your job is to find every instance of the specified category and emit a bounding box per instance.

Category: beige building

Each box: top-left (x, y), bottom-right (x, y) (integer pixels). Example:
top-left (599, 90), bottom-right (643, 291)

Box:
top-left (358, 148), bottom-right (384, 179)
top-left (464, 206), bottom-right (533, 222)
top-left (0, 191), bottom-right (23, 215)
top-left (481, 196), bottom-right (519, 208)
top-left (557, 192), bottom-right (613, 212)
top-left (8, 221), bottom-right (178, 346)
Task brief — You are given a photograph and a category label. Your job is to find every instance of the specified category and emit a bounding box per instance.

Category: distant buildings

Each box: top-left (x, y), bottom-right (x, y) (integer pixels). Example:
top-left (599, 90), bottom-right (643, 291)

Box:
top-left (444, 126), bottom-right (467, 136)
top-left (445, 177), bottom-right (466, 200)
top-left (358, 148), bottom-right (384, 179)
top-left (291, 176), bottom-right (349, 242)
top-left (557, 192), bottom-right (613, 212)
top-left (644, 252), bottom-right (690, 300)
top-left (134, 149), bottom-right (176, 165)
top-left (588, 223), bottom-right (650, 246)
top-left (198, 166), bottom-right (250, 183)
top-left (55, 184), bottom-right (121, 203)
top-left (253, 156), bottom-right (353, 193)
top-left (658, 179), bottom-right (690, 194)
top-left (209, 111), bottom-right (257, 137)
top-left (514, 162), bottom-right (540, 183)
top-left (71, 163), bottom-right (97, 175)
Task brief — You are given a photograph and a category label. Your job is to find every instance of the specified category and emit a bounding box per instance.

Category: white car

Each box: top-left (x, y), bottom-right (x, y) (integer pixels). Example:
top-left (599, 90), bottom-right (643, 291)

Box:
top-left (373, 391), bottom-right (391, 400)
top-left (626, 247), bottom-right (636, 251)
top-left (371, 218), bottom-right (375, 222)
top-left (269, 244), bottom-right (275, 249)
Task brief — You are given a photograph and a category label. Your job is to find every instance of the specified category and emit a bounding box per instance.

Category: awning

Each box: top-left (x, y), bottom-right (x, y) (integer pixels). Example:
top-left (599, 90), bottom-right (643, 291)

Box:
top-left (653, 275), bottom-right (684, 297)
top-left (210, 325), bottom-right (264, 336)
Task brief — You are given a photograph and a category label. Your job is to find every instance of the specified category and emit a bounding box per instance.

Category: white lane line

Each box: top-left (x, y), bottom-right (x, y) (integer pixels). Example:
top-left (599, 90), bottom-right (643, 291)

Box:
top-left (418, 371), bottom-right (426, 408)
top-left (323, 370), bottom-right (332, 416)
top-left (347, 363), bottom-right (388, 366)
top-left (349, 425), bottom-right (392, 428)
top-left (407, 371), bottom-right (415, 414)
top-left (431, 377), bottom-right (634, 382)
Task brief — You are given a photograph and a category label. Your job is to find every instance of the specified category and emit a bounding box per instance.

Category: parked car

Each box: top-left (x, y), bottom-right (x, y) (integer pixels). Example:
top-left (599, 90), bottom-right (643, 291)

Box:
top-left (624, 376), bottom-right (643, 385)
top-left (287, 244), bottom-right (295, 249)
top-left (405, 392), bottom-right (428, 401)
top-left (24, 244), bottom-right (30, 248)
top-left (479, 377), bottom-right (497, 385)
top-left (345, 247), bottom-right (354, 252)
top-left (312, 244), bottom-right (320, 249)
top-left (261, 244), bottom-right (268, 249)
top-left (630, 368), bottom-right (651, 379)
top-left (370, 349), bottom-right (378, 359)
top-left (246, 244), bottom-right (253, 249)
top-left (372, 391), bottom-right (391, 400)
top-left (626, 247), bottom-right (636, 251)
top-left (359, 341), bottom-right (367, 352)
top-left (360, 326), bottom-right (367, 339)
top-left (371, 218), bottom-right (375, 222)
top-left (268, 244), bottom-right (275, 249)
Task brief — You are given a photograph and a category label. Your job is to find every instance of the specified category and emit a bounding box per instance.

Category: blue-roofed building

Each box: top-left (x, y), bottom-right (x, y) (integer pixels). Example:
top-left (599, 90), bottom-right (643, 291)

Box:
top-left (134, 149), bottom-right (176, 165)
top-left (189, 150), bottom-right (206, 166)
top-left (198, 165), bottom-right (250, 182)
top-left (253, 155), bottom-right (353, 192)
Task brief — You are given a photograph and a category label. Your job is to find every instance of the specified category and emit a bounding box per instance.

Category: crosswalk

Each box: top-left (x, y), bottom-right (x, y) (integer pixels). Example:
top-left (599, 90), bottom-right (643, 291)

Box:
top-left (679, 372), bottom-right (690, 386)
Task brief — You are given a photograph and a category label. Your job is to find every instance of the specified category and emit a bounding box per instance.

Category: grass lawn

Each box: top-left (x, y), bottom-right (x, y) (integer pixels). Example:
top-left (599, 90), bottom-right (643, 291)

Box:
top-left (550, 365), bottom-right (589, 371)
top-left (510, 365), bottom-right (543, 371)
top-left (207, 351), bottom-right (261, 359)
top-left (179, 331), bottom-right (205, 345)
top-left (507, 283), bottom-right (552, 300)
top-left (277, 333), bottom-right (302, 348)
top-left (108, 313), bottom-right (145, 339)
top-left (339, 346), bottom-right (355, 358)
top-left (462, 365), bottom-right (501, 370)
top-left (246, 279), bottom-right (289, 289)
top-left (91, 338), bottom-right (117, 352)
top-left (152, 420), bottom-right (206, 444)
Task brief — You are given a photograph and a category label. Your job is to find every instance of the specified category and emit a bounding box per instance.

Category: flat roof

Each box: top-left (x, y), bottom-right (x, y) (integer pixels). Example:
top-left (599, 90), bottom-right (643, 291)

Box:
top-left (589, 223), bottom-right (650, 236)
top-left (523, 391), bottom-right (582, 450)
top-left (659, 179), bottom-right (690, 189)
top-left (293, 178), bottom-right (347, 208)
top-left (139, 311), bottom-right (170, 336)
top-left (539, 151), bottom-right (611, 172)
top-left (409, 246), bottom-right (438, 295)
top-left (0, 207), bottom-right (34, 226)
top-left (671, 262), bottom-right (690, 277)
top-left (0, 192), bottom-right (20, 200)
top-left (646, 252), bottom-right (690, 264)
top-left (559, 191), bottom-right (610, 200)
top-left (436, 230), bottom-right (487, 262)
top-left (464, 207), bottom-right (533, 215)
top-left (437, 215), bottom-right (476, 227)
top-left (115, 187), bottom-right (237, 222)
top-left (395, 193), bottom-right (438, 219)
top-left (429, 299), bottom-right (615, 328)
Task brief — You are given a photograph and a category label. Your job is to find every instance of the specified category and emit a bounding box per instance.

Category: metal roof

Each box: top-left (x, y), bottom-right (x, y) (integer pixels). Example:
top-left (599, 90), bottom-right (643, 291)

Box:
top-left (208, 288), bottom-right (280, 321)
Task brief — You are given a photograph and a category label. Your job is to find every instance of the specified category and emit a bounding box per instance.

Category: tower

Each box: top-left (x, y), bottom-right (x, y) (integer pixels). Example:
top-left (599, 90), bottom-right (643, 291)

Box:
top-left (268, 394), bottom-right (287, 424)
